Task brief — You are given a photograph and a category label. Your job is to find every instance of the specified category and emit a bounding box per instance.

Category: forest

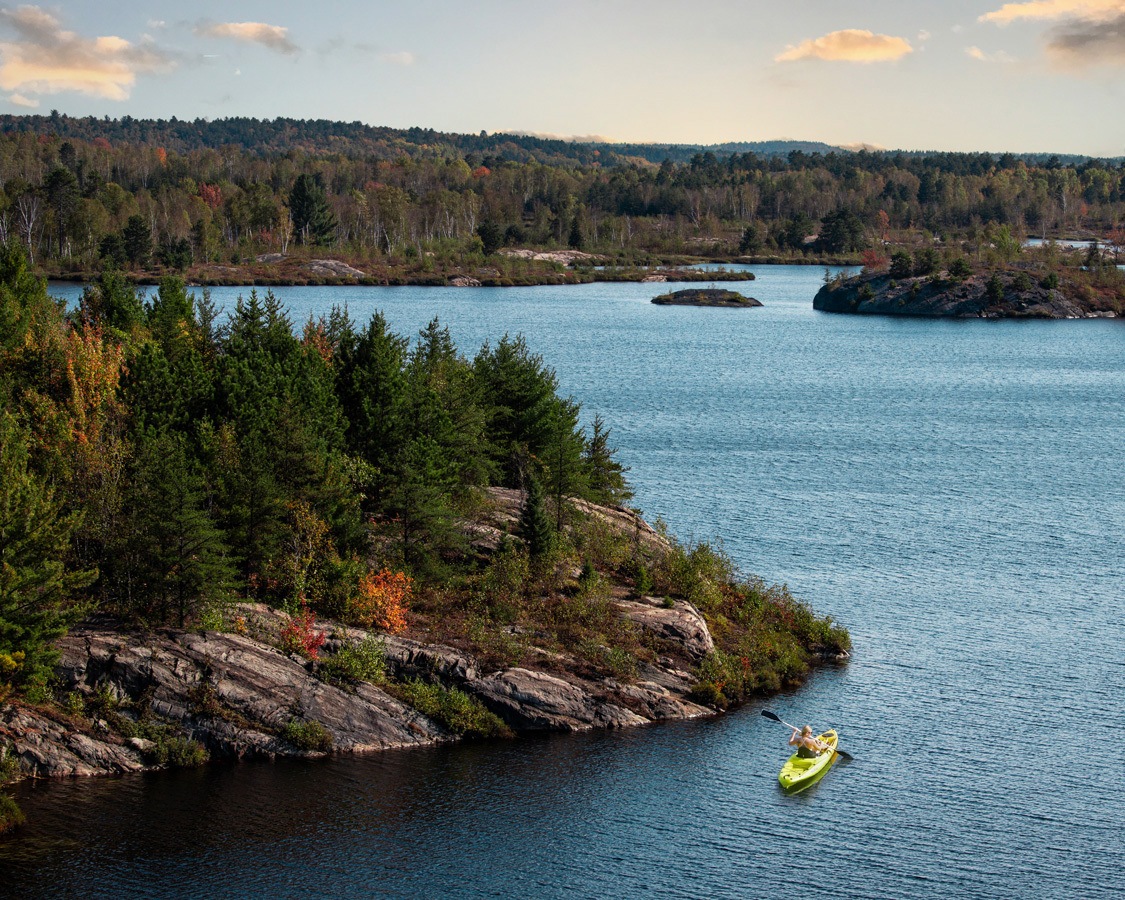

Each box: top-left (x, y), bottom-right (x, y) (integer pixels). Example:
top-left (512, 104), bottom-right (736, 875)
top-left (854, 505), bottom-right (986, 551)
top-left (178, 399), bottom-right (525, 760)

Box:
top-left (0, 114), bottom-right (1120, 282)
top-left (0, 240), bottom-right (644, 702)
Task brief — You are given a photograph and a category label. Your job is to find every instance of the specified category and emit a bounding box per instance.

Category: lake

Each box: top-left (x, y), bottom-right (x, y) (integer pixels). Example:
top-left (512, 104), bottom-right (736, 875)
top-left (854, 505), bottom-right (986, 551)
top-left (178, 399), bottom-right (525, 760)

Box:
top-left (6, 268), bottom-right (1124, 898)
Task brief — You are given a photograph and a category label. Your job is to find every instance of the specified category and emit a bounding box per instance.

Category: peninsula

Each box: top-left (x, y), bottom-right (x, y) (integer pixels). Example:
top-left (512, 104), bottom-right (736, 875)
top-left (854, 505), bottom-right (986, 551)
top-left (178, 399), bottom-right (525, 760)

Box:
top-left (0, 257), bottom-right (848, 832)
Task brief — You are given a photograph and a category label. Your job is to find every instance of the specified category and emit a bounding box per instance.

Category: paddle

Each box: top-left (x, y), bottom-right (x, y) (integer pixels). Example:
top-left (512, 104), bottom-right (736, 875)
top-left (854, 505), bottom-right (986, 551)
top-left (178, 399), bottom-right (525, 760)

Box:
top-left (761, 709), bottom-right (855, 761)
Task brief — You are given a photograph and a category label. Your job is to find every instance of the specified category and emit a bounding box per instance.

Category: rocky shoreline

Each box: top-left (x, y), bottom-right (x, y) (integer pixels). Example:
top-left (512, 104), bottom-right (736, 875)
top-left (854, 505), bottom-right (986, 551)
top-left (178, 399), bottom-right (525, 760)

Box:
top-left (0, 599), bottom-right (725, 781)
top-left (0, 487), bottom-right (848, 797)
top-left (44, 256), bottom-right (758, 290)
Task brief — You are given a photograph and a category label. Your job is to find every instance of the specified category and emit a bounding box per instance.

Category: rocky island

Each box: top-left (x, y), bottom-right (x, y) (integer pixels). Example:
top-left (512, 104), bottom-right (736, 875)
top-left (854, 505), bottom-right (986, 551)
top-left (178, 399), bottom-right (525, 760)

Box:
top-left (652, 288), bottom-right (762, 308)
top-left (814, 257), bottom-right (1122, 319)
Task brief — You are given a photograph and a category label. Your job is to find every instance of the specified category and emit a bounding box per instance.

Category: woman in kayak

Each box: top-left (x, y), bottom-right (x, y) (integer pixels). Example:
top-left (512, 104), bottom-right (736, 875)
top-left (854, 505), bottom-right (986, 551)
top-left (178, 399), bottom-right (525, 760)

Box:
top-left (789, 725), bottom-right (828, 758)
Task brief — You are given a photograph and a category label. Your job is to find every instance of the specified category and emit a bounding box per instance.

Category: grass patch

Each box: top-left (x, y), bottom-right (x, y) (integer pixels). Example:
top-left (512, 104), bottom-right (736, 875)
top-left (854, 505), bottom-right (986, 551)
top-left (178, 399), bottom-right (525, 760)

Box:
top-left (318, 635), bottom-right (387, 686)
top-left (282, 717), bottom-right (334, 753)
top-left (392, 680), bottom-right (512, 739)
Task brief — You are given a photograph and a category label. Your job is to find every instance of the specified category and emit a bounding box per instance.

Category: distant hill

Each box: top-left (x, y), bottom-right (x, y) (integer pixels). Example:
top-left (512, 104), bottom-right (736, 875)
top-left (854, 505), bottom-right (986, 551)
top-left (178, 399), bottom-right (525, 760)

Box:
top-left (0, 113), bottom-right (1117, 167)
top-left (0, 113), bottom-right (844, 166)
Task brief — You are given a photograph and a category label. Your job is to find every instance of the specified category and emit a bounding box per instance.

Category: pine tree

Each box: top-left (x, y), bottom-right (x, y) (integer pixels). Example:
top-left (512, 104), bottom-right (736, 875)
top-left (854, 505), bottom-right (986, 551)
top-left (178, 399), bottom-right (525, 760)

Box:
top-left (519, 473), bottom-right (554, 559)
top-left (288, 174), bottom-right (337, 246)
top-left (583, 414), bottom-right (632, 505)
top-left (546, 398), bottom-right (587, 532)
top-left (126, 433), bottom-right (236, 626)
top-left (121, 214), bottom-right (152, 268)
top-left (0, 414), bottom-right (95, 690)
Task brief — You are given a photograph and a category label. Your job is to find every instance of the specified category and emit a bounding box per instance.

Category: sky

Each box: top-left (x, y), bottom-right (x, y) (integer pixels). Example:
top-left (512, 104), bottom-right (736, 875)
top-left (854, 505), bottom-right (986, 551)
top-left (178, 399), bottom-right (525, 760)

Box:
top-left (0, 1), bottom-right (1122, 156)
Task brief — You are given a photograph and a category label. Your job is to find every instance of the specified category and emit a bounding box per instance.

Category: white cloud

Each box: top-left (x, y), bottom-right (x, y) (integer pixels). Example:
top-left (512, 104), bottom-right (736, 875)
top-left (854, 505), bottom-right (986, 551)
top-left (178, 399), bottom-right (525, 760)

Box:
top-left (196, 21), bottom-right (299, 55)
top-left (966, 45), bottom-right (1019, 61)
top-left (776, 29), bottom-right (914, 63)
top-left (0, 5), bottom-right (175, 101)
top-left (7, 91), bottom-right (37, 107)
top-left (378, 50), bottom-right (415, 66)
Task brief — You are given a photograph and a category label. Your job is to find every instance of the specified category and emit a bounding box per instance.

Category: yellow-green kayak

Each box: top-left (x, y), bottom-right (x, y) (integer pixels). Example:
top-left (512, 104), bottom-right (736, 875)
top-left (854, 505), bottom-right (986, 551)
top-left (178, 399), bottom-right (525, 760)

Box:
top-left (778, 729), bottom-right (838, 792)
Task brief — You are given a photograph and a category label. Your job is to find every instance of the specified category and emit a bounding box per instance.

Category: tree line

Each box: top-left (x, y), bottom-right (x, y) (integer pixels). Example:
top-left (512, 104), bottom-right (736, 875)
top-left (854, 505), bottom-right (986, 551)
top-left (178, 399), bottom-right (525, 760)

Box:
top-left (0, 245), bottom-right (630, 699)
top-left (0, 121), bottom-right (1121, 276)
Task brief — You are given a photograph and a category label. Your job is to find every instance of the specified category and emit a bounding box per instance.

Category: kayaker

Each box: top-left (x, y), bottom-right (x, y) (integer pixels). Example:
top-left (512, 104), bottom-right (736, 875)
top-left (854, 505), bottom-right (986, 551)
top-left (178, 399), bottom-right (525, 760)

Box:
top-left (789, 725), bottom-right (828, 758)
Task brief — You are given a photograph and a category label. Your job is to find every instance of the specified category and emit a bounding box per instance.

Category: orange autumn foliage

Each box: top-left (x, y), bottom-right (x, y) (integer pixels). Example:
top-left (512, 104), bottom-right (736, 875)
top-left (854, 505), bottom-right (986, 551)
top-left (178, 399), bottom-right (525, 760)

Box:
top-left (350, 569), bottom-right (410, 633)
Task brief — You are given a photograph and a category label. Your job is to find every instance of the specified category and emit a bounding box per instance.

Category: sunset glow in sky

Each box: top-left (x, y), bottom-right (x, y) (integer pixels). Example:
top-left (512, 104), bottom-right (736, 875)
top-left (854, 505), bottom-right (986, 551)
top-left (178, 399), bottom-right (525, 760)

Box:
top-left (1, 1), bottom-right (1122, 155)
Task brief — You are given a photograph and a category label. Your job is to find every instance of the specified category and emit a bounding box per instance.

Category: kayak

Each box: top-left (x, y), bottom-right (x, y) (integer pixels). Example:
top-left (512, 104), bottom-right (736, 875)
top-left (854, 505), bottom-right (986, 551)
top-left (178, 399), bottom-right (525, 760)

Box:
top-left (778, 729), bottom-right (838, 792)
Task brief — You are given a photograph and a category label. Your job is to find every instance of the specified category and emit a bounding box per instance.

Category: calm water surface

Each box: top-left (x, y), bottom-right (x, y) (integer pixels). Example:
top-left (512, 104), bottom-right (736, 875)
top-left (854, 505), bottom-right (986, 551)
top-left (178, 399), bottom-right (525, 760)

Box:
top-left (8, 269), bottom-right (1124, 898)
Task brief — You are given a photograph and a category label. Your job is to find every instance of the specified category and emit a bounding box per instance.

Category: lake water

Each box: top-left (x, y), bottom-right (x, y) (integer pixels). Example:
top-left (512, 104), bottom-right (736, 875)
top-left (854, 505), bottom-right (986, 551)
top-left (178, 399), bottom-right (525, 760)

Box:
top-left (7, 269), bottom-right (1124, 898)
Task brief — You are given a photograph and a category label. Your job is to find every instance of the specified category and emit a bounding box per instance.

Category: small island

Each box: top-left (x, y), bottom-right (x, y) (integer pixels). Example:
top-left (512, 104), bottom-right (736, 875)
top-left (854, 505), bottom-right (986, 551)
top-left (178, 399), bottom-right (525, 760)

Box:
top-left (652, 288), bottom-right (763, 308)
top-left (814, 245), bottom-right (1123, 319)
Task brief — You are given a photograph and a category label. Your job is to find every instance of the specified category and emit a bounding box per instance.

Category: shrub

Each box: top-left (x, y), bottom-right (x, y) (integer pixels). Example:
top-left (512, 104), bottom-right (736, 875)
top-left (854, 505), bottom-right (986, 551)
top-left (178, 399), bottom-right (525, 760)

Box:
top-left (688, 681), bottom-right (728, 709)
top-left (394, 680), bottom-right (512, 739)
top-left (889, 251), bottom-right (913, 279)
top-left (151, 736), bottom-right (209, 768)
top-left (986, 274), bottom-right (1005, 303)
top-left (64, 691), bottom-right (86, 717)
top-left (1041, 272), bottom-right (1059, 290)
top-left (349, 569), bottom-right (410, 633)
top-left (282, 717), bottom-right (334, 752)
top-left (913, 248), bottom-right (940, 276)
top-left (0, 794), bottom-right (25, 835)
top-left (861, 249), bottom-right (887, 272)
top-left (634, 564), bottom-right (654, 597)
top-left (1013, 271), bottom-right (1033, 292)
top-left (0, 744), bottom-right (19, 784)
top-left (280, 602), bottom-right (326, 660)
top-left (947, 257), bottom-right (972, 280)
top-left (318, 635), bottom-right (387, 684)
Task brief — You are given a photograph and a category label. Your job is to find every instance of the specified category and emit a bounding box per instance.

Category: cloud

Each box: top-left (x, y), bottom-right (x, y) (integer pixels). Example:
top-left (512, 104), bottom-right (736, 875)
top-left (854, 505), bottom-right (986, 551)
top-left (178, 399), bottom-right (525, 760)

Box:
top-left (980, 0), bottom-right (1124, 23)
top-left (0, 5), bottom-right (176, 101)
top-left (7, 91), bottom-right (36, 107)
top-left (196, 21), bottom-right (299, 55)
top-left (966, 45), bottom-right (1019, 61)
top-left (776, 29), bottom-right (914, 63)
top-left (980, 0), bottom-right (1125, 66)
top-left (378, 50), bottom-right (415, 66)
top-left (1046, 13), bottom-right (1125, 64)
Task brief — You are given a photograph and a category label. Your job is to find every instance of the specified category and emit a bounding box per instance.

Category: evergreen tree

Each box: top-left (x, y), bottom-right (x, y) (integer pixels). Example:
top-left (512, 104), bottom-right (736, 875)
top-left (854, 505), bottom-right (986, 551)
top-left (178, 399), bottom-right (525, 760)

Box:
top-left (124, 433), bottom-right (235, 626)
top-left (288, 174), bottom-right (337, 246)
top-left (583, 414), bottom-right (632, 505)
top-left (473, 334), bottom-right (562, 485)
top-left (0, 414), bottom-right (95, 691)
top-left (388, 436), bottom-right (463, 575)
top-left (121, 214), bottom-right (152, 268)
top-left (545, 398), bottom-right (587, 532)
top-left (476, 221), bottom-right (503, 255)
top-left (519, 472), bottom-right (554, 559)
top-left (43, 166), bottom-right (79, 255)
top-left (80, 271), bottom-right (145, 332)
top-left (336, 311), bottom-right (409, 492)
